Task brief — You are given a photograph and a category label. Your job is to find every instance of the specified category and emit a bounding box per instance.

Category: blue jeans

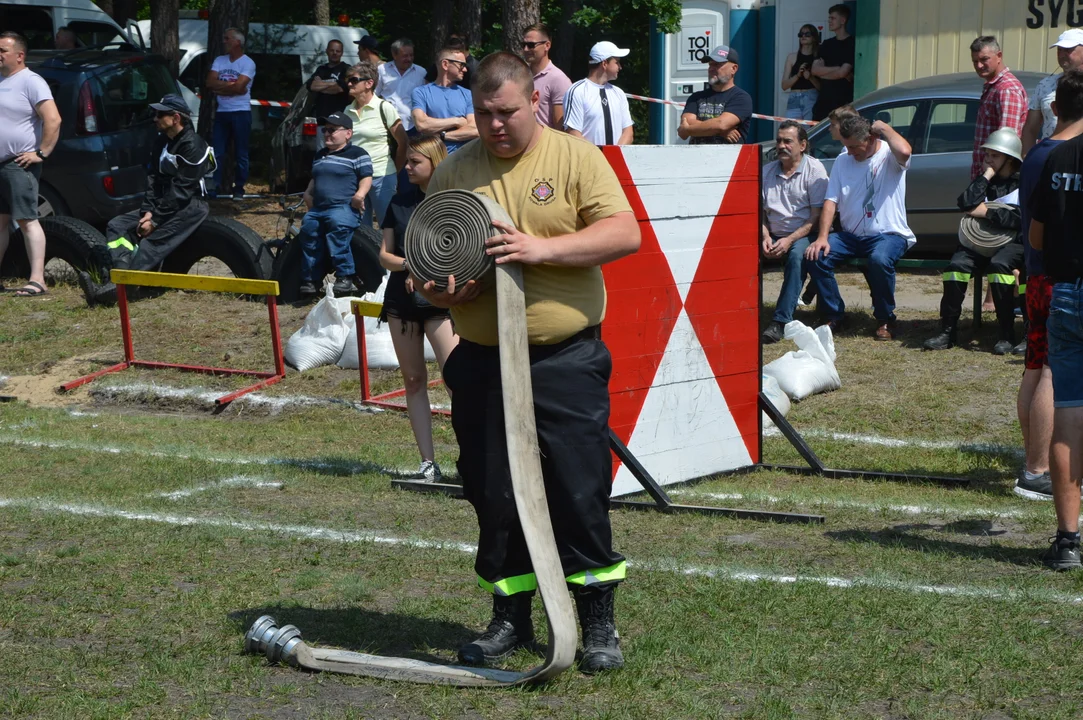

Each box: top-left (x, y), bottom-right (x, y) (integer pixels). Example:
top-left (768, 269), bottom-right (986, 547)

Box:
top-left (362, 173), bottom-right (397, 228)
top-left (1047, 282), bottom-right (1083, 407)
top-left (807, 231), bottom-right (910, 322)
top-left (786, 90), bottom-right (818, 121)
top-left (212, 110), bottom-right (252, 195)
top-left (771, 236), bottom-right (810, 324)
top-left (299, 205), bottom-right (361, 282)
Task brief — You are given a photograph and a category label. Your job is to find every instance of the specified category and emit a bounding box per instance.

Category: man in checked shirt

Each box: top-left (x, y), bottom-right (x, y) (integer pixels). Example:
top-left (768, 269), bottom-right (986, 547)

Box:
top-left (970, 36), bottom-right (1028, 180)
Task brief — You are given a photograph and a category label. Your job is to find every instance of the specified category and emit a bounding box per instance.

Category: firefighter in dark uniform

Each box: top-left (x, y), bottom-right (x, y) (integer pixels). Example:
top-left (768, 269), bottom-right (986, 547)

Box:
top-left (924, 127), bottom-right (1024, 354)
top-left (78, 94), bottom-right (216, 306)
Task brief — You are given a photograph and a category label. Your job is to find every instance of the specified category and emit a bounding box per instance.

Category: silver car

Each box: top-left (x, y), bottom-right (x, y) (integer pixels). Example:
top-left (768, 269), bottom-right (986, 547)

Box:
top-left (765, 70), bottom-right (1047, 257)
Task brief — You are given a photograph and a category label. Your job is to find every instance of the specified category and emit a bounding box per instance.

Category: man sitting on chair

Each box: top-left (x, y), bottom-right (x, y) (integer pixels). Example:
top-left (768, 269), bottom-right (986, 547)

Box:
top-left (79, 94), bottom-right (215, 306)
top-left (804, 115), bottom-right (915, 340)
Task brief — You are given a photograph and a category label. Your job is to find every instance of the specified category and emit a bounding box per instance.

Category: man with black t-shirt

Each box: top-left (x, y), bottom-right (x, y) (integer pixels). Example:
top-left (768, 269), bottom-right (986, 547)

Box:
top-left (811, 4), bottom-right (855, 122)
top-left (677, 44), bottom-right (752, 144)
top-left (307, 40), bottom-right (351, 119)
top-left (1028, 129), bottom-right (1083, 570)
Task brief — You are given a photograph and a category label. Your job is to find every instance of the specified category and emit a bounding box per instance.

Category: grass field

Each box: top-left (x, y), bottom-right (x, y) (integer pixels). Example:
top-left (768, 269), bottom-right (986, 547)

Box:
top-left (1, 274), bottom-right (1082, 719)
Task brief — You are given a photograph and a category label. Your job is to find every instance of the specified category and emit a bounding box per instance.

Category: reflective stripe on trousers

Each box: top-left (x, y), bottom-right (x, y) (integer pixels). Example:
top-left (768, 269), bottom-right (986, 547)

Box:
top-left (478, 560), bottom-right (628, 596)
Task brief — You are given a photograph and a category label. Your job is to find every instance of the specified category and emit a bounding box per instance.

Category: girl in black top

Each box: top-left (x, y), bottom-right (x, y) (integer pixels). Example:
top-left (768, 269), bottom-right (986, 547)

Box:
top-left (378, 135), bottom-right (456, 481)
top-left (782, 24), bottom-right (821, 121)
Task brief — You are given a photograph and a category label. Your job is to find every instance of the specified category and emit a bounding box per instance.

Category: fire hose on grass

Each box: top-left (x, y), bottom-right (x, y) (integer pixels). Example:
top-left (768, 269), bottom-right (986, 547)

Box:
top-left (244, 190), bottom-right (578, 686)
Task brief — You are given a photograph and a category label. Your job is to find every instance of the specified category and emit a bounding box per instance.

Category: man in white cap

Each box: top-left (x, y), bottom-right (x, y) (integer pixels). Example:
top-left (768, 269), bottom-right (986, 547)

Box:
top-left (562, 40), bottom-right (634, 146)
top-left (1022, 29), bottom-right (1083, 156)
top-left (677, 44), bottom-right (752, 144)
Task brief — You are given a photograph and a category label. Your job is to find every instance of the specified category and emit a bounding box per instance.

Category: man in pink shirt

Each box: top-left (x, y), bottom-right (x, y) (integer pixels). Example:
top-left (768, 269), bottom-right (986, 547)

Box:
top-left (521, 23), bottom-right (572, 129)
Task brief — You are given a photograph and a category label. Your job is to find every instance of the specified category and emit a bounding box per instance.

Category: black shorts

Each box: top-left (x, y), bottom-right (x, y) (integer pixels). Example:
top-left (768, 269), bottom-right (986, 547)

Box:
top-left (379, 270), bottom-right (450, 327)
top-left (0, 159), bottom-right (41, 221)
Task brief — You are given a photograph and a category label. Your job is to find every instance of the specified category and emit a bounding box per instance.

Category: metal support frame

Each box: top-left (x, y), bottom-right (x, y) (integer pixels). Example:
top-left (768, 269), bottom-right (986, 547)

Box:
top-left (350, 300), bottom-right (450, 417)
top-left (60, 271), bottom-right (286, 407)
top-left (758, 392), bottom-right (970, 488)
top-left (392, 429), bottom-right (825, 525)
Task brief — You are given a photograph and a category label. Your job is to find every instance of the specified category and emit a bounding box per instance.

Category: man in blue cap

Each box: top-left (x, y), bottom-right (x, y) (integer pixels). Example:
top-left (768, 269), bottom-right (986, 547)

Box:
top-left (78, 94), bottom-right (216, 306)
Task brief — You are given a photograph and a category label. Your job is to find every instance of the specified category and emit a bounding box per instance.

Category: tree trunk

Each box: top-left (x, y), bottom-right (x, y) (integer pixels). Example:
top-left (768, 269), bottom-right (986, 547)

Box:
top-left (314, 0), bottom-right (330, 26)
top-left (457, 0), bottom-right (482, 53)
top-left (553, 0), bottom-right (580, 74)
top-left (431, 0), bottom-right (453, 60)
top-left (150, 0), bottom-right (180, 77)
top-left (502, 0), bottom-right (539, 53)
top-left (198, 0), bottom-right (253, 143)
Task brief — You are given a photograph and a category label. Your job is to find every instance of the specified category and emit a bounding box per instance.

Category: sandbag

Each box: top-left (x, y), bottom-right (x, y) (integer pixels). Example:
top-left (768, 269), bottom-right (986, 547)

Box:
top-left (762, 320), bottom-right (841, 401)
top-left (337, 275), bottom-right (437, 370)
top-left (761, 373), bottom-right (791, 429)
top-left (284, 282), bottom-right (349, 372)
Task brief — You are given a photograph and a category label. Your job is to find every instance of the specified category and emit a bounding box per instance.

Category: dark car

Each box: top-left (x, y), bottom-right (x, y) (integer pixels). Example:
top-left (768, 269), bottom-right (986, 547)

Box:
top-left (269, 85), bottom-right (319, 194)
top-left (27, 44), bottom-right (180, 225)
top-left (762, 71), bottom-right (1047, 257)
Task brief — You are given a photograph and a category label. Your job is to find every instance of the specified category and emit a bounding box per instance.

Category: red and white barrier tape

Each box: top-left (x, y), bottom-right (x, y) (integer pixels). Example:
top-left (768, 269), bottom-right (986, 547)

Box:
top-left (250, 99), bottom-right (291, 108)
top-left (624, 93), bottom-right (817, 126)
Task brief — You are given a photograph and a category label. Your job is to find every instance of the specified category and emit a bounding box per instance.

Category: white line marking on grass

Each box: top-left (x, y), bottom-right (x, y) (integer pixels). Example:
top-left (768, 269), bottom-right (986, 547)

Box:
top-left (671, 491), bottom-right (1028, 519)
top-left (0, 496), bottom-right (478, 554)
top-left (151, 475), bottom-right (284, 500)
top-left (0, 495), bottom-right (1075, 604)
top-left (763, 427), bottom-right (1023, 457)
top-left (0, 436), bottom-right (413, 478)
top-left (89, 382), bottom-right (383, 414)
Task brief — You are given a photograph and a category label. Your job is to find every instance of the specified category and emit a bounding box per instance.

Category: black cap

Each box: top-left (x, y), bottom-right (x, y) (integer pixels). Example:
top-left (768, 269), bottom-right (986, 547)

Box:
top-left (149, 93), bottom-right (191, 115)
top-left (355, 35), bottom-right (378, 51)
top-left (318, 111), bottom-right (353, 129)
top-left (701, 44), bottom-right (740, 65)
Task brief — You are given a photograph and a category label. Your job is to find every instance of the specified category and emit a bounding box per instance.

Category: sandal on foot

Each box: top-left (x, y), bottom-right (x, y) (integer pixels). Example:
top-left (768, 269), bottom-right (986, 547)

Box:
top-left (13, 281), bottom-right (47, 297)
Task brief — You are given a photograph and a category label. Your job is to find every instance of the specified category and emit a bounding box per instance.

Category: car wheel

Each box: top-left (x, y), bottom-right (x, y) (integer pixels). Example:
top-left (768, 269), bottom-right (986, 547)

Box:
top-left (0, 215), bottom-right (106, 281)
top-left (38, 182), bottom-right (70, 219)
top-left (272, 223), bottom-right (386, 304)
top-left (161, 216), bottom-right (272, 280)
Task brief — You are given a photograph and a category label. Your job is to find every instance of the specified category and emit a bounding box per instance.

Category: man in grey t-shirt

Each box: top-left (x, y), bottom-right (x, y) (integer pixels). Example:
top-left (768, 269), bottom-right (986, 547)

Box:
top-left (0, 31), bottom-right (60, 297)
top-left (760, 120), bottom-right (828, 343)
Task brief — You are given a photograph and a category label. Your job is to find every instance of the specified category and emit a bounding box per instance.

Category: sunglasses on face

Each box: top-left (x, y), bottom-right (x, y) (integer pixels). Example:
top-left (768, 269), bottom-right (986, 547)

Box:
top-left (155, 111), bottom-right (175, 118)
top-left (345, 76), bottom-right (370, 85)
top-left (521, 40), bottom-right (546, 49)
top-left (446, 59), bottom-right (467, 70)
top-left (798, 31), bottom-right (814, 37)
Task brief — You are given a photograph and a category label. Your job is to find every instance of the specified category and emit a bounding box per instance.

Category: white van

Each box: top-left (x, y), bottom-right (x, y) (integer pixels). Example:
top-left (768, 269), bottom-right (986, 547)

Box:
top-left (1, 0), bottom-right (135, 49)
top-left (136, 19), bottom-right (370, 121)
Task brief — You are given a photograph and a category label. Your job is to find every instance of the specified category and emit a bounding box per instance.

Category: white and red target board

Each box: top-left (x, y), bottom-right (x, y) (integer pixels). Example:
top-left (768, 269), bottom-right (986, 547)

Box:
top-left (601, 145), bottom-right (761, 497)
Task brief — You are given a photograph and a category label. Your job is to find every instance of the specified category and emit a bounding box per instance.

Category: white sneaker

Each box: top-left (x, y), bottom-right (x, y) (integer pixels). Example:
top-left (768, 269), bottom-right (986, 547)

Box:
top-left (417, 460), bottom-right (441, 483)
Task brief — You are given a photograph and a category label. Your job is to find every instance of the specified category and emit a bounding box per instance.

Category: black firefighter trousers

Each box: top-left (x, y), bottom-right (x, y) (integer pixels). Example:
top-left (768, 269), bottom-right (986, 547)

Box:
top-left (442, 327), bottom-right (626, 597)
top-left (940, 242), bottom-right (1024, 338)
top-left (100, 200), bottom-right (209, 273)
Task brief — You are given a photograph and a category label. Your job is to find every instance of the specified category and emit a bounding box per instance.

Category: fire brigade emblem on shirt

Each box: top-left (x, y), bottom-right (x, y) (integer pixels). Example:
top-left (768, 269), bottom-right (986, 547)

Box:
top-left (531, 180), bottom-right (555, 205)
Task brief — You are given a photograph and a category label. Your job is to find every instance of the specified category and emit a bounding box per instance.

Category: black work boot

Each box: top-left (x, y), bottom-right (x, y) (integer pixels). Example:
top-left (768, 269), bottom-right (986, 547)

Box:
top-left (77, 271), bottom-right (117, 308)
top-left (575, 585), bottom-right (624, 674)
top-left (457, 592), bottom-right (535, 665)
top-left (993, 324), bottom-right (1016, 356)
top-left (923, 323), bottom-right (956, 351)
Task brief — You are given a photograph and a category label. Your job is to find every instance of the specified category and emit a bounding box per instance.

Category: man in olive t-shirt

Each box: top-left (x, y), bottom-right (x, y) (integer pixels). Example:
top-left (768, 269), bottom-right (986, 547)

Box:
top-left (418, 51), bottom-right (640, 675)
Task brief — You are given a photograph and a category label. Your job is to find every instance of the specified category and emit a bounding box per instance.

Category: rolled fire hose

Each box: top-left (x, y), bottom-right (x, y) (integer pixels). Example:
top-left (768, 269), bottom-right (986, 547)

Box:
top-left (244, 190), bottom-right (578, 686)
top-left (958, 201), bottom-right (1017, 258)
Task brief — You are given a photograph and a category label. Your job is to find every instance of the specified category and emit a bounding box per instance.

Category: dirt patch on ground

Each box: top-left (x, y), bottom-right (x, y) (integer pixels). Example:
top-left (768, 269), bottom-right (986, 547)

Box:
top-left (0, 355), bottom-right (113, 407)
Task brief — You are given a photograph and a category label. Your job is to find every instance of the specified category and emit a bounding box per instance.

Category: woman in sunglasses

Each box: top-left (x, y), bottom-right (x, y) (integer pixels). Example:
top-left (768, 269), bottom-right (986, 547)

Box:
top-left (377, 135), bottom-right (456, 482)
top-left (345, 61), bottom-right (409, 228)
top-left (781, 24), bottom-right (820, 121)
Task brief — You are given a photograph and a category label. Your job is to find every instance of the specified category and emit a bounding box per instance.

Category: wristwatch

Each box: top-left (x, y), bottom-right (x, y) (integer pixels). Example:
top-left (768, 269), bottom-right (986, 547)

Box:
top-left (439, 131), bottom-right (447, 141)
top-left (35, 149), bottom-right (46, 160)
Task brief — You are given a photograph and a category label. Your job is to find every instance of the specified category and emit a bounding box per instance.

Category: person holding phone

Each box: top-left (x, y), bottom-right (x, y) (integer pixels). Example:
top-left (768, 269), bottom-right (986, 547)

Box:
top-left (782, 24), bottom-right (821, 121)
